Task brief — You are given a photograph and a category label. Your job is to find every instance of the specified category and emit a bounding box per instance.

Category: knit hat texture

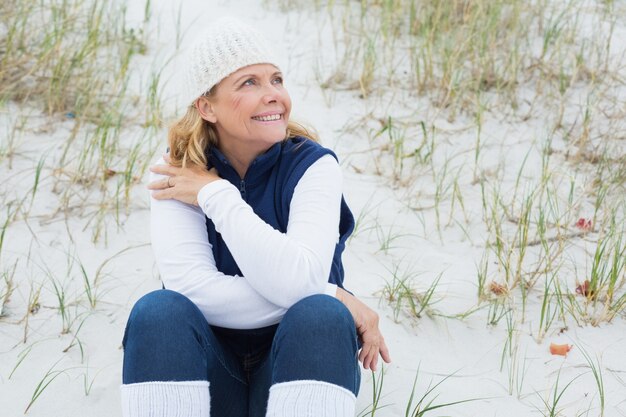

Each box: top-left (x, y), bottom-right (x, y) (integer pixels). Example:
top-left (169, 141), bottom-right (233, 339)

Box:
top-left (183, 17), bottom-right (278, 105)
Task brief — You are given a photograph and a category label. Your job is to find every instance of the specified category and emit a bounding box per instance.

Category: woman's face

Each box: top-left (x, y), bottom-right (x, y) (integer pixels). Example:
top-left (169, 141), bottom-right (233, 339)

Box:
top-left (199, 63), bottom-right (291, 154)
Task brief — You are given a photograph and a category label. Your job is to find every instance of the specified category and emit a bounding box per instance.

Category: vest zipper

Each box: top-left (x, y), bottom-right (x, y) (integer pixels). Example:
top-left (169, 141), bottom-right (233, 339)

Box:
top-left (239, 179), bottom-right (247, 201)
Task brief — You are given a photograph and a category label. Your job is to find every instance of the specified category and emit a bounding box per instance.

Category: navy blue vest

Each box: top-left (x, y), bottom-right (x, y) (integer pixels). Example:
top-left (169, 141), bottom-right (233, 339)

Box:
top-left (204, 136), bottom-right (355, 289)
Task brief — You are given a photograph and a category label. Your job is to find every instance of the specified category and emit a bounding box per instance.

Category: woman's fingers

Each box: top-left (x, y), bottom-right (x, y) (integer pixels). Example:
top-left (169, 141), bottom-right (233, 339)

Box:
top-left (150, 187), bottom-right (176, 200)
top-left (369, 350), bottom-right (379, 371)
top-left (358, 327), bottom-right (379, 370)
top-left (146, 157), bottom-right (221, 206)
top-left (147, 158), bottom-right (177, 191)
top-left (150, 163), bottom-right (179, 176)
top-left (362, 343), bottom-right (379, 371)
top-left (358, 345), bottom-right (367, 364)
top-left (380, 337), bottom-right (392, 364)
top-left (147, 177), bottom-right (172, 190)
top-left (358, 326), bottom-right (391, 371)
top-left (359, 343), bottom-right (371, 368)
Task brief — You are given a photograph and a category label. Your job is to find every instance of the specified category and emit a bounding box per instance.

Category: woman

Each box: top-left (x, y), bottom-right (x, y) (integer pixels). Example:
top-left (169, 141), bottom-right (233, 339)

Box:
top-left (121, 17), bottom-right (391, 417)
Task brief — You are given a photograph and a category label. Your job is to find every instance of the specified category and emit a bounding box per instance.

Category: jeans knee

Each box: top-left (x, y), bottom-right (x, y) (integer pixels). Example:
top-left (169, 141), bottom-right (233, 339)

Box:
top-left (283, 294), bottom-right (355, 337)
top-left (123, 289), bottom-right (200, 347)
top-left (130, 289), bottom-right (193, 322)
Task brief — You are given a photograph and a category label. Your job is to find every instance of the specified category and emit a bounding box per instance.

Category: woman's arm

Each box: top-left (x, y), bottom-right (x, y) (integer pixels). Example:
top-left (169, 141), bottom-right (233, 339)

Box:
top-left (197, 155), bottom-right (342, 308)
top-left (150, 154), bottom-right (341, 308)
top-left (150, 161), bottom-right (287, 329)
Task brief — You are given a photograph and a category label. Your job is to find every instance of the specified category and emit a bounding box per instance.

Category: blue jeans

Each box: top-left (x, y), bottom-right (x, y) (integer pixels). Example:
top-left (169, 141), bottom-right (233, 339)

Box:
top-left (122, 290), bottom-right (361, 417)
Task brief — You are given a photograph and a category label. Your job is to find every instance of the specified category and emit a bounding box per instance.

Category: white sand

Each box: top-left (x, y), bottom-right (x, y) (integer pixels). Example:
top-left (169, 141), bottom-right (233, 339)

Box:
top-left (1, 1), bottom-right (625, 416)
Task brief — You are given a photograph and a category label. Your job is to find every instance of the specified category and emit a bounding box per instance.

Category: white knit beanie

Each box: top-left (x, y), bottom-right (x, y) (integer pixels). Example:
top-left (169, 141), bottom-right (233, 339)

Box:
top-left (183, 17), bottom-right (279, 105)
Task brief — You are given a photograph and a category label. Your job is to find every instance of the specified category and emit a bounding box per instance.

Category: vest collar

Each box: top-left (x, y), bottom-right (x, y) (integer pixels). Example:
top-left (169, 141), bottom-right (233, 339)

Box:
top-left (207, 141), bottom-right (282, 186)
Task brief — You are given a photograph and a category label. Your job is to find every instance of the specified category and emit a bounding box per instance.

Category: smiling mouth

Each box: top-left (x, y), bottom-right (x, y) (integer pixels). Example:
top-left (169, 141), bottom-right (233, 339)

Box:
top-left (251, 114), bottom-right (282, 122)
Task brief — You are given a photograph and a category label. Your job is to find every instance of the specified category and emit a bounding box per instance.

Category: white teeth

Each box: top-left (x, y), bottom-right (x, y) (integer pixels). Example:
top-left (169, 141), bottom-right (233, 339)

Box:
top-left (252, 114), bottom-right (281, 121)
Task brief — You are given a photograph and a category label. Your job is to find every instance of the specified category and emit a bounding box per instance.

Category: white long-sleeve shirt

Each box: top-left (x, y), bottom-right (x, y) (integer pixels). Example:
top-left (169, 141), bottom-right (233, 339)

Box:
top-left (149, 154), bottom-right (342, 329)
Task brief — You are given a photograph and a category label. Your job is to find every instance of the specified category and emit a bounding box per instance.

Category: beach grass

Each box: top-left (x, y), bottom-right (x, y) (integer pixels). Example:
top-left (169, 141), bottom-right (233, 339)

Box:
top-left (1, 0), bottom-right (625, 415)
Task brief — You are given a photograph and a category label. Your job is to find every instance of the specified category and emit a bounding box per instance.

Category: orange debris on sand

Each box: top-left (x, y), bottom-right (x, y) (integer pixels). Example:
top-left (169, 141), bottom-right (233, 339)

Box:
top-left (489, 281), bottom-right (507, 296)
top-left (550, 343), bottom-right (573, 356)
top-left (575, 218), bottom-right (593, 231)
top-left (575, 280), bottom-right (595, 298)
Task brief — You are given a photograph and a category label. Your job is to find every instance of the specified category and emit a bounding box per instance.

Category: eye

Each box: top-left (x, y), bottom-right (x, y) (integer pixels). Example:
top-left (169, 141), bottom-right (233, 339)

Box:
top-left (242, 78), bottom-right (256, 87)
top-left (272, 76), bottom-right (284, 85)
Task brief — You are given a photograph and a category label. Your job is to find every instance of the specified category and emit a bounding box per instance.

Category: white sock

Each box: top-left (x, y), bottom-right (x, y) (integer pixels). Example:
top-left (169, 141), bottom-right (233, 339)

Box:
top-left (266, 380), bottom-right (356, 417)
top-left (120, 380), bottom-right (210, 417)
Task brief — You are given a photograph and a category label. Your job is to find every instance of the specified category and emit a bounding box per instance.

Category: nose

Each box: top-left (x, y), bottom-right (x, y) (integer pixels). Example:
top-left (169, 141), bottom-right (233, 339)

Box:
top-left (261, 83), bottom-right (279, 104)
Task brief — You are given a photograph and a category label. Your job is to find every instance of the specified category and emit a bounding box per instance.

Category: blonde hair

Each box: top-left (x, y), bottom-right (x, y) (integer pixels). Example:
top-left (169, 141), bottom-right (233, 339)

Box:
top-left (168, 103), bottom-right (318, 168)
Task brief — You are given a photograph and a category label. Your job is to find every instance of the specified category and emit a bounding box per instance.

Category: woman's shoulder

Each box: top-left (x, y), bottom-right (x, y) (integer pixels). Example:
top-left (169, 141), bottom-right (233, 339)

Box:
top-left (284, 136), bottom-right (336, 158)
top-left (285, 135), bottom-right (319, 147)
top-left (277, 137), bottom-right (340, 190)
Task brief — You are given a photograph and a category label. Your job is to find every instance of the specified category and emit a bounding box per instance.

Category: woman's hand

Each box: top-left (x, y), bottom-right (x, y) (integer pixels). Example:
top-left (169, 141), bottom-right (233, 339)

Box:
top-left (336, 287), bottom-right (391, 371)
top-left (148, 154), bottom-right (221, 206)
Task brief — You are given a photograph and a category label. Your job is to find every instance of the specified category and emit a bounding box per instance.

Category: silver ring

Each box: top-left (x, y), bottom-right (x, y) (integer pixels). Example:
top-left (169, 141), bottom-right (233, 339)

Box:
top-left (167, 177), bottom-right (172, 188)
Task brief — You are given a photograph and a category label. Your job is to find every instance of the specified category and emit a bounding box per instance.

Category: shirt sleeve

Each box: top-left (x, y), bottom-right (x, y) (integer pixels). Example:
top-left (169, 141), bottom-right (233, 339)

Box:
top-left (149, 158), bottom-right (287, 329)
top-left (198, 154), bottom-right (342, 308)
